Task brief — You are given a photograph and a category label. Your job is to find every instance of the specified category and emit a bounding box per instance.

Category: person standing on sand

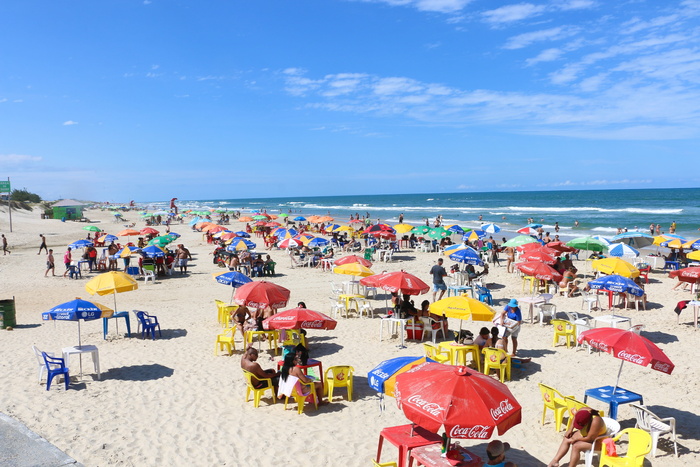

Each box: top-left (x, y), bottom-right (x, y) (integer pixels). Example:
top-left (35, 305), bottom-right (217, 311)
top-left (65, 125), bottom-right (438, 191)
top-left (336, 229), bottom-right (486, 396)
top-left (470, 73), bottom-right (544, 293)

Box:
top-left (2, 234), bottom-right (9, 255)
top-left (62, 247), bottom-right (72, 277)
top-left (38, 234), bottom-right (48, 254)
top-left (45, 249), bottom-right (55, 277)
top-left (429, 258), bottom-right (448, 302)
top-left (176, 244), bottom-right (192, 274)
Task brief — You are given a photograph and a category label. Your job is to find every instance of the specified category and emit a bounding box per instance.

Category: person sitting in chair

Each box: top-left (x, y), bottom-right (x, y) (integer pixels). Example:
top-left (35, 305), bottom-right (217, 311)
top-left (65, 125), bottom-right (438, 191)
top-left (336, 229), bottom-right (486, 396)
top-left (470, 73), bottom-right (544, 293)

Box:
top-left (486, 440), bottom-right (517, 467)
top-left (241, 347), bottom-right (279, 392)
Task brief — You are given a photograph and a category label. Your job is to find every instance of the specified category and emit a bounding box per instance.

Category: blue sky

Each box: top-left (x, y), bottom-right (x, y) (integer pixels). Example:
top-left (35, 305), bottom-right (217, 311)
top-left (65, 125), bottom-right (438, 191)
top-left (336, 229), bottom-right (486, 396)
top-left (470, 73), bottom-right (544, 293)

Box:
top-left (2, 0), bottom-right (700, 202)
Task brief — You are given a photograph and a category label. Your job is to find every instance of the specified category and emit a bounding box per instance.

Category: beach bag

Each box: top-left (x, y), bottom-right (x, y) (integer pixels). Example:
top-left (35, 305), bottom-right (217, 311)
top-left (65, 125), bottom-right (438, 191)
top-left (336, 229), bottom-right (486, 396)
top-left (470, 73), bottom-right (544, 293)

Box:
top-left (456, 330), bottom-right (474, 345)
top-left (602, 438), bottom-right (617, 457)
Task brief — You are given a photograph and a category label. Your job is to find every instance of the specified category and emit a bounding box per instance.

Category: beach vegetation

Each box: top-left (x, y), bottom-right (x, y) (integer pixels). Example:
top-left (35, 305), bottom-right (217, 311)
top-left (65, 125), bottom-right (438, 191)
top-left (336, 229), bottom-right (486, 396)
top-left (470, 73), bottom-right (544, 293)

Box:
top-left (10, 188), bottom-right (42, 203)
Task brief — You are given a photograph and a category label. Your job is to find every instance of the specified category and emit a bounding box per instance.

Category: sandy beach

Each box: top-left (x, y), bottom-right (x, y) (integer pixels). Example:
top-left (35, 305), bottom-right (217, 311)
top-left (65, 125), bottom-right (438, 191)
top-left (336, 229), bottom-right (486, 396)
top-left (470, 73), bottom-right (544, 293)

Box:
top-left (0, 205), bottom-right (698, 467)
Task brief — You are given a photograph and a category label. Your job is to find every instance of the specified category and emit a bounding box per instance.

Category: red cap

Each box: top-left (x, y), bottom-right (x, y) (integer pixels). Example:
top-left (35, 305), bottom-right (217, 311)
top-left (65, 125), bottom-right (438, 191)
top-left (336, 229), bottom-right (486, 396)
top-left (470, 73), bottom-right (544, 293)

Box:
top-left (573, 409), bottom-right (592, 429)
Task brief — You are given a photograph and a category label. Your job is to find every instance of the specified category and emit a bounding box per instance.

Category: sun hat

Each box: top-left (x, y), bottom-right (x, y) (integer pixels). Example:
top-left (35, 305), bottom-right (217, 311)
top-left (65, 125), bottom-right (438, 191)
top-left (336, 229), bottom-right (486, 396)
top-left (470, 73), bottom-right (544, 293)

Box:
top-left (573, 409), bottom-right (593, 429)
top-left (508, 299), bottom-right (519, 308)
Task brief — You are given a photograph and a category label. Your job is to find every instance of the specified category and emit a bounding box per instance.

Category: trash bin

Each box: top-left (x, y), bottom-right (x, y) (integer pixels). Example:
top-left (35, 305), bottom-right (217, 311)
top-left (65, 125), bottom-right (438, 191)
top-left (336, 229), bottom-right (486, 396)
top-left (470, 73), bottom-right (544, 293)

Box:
top-left (0, 298), bottom-right (16, 328)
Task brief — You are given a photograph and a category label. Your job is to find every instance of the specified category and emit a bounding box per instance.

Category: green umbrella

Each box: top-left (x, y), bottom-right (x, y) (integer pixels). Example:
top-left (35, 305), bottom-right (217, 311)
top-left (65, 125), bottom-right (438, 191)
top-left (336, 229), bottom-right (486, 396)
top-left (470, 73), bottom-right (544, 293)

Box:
top-left (567, 237), bottom-right (608, 252)
top-left (417, 225), bottom-right (431, 235)
top-left (83, 226), bottom-right (102, 232)
top-left (252, 215), bottom-right (268, 220)
top-left (278, 213), bottom-right (289, 218)
top-left (503, 235), bottom-right (539, 248)
top-left (427, 227), bottom-right (450, 239)
top-left (148, 236), bottom-right (175, 247)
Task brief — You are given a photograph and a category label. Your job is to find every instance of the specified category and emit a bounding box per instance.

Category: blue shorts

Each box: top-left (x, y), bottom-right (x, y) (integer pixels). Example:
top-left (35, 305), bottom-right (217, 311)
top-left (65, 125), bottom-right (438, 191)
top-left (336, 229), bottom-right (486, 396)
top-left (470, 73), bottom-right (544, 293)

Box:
top-left (432, 283), bottom-right (447, 292)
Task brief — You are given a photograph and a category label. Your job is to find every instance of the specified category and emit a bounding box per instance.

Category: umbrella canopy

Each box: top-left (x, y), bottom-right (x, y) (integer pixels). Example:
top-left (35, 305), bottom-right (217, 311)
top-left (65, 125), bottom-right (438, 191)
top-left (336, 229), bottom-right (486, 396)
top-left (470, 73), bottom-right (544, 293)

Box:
top-left (430, 295), bottom-right (496, 321)
top-left (306, 237), bottom-right (329, 248)
top-left (448, 247), bottom-right (484, 266)
top-left (334, 255), bottom-right (372, 267)
top-left (84, 271), bottom-right (139, 313)
top-left (238, 216), bottom-right (253, 222)
top-left (117, 228), bottom-right (141, 237)
top-left (366, 224), bottom-right (396, 235)
top-left (578, 328), bottom-right (674, 392)
top-left (43, 298), bottom-right (114, 347)
top-left (669, 266), bottom-right (700, 284)
top-left (333, 263), bottom-right (375, 277)
top-left (83, 225), bottom-right (102, 232)
top-left (611, 232), bottom-right (654, 249)
top-left (591, 258), bottom-right (639, 278)
top-left (481, 223), bottom-right (501, 234)
top-left (463, 230), bottom-right (486, 242)
top-left (395, 363), bottom-right (522, 439)
top-left (591, 235), bottom-right (613, 246)
top-left (520, 250), bottom-right (557, 265)
top-left (262, 307), bottom-right (337, 330)
top-left (359, 271), bottom-right (393, 288)
top-left (226, 238), bottom-right (256, 251)
top-left (98, 234), bottom-right (119, 243)
top-left (515, 261), bottom-right (563, 282)
top-left (140, 227), bottom-right (160, 236)
top-left (277, 237), bottom-right (303, 249)
top-left (233, 281), bottom-right (290, 309)
top-left (445, 225), bottom-right (464, 235)
top-left (516, 227), bottom-right (538, 235)
top-left (428, 227), bottom-right (450, 239)
top-left (293, 216), bottom-right (306, 221)
top-left (393, 224), bottom-right (415, 234)
top-left (367, 356), bottom-right (433, 397)
top-left (148, 235), bottom-right (175, 247)
top-left (503, 235), bottom-right (539, 248)
top-left (567, 236), bottom-right (609, 252)
top-left (544, 241), bottom-right (576, 254)
top-left (213, 270), bottom-right (253, 287)
top-left (370, 270), bottom-right (430, 295)
top-left (273, 228), bottom-right (298, 239)
top-left (141, 245), bottom-right (166, 258)
top-left (234, 231), bottom-right (251, 238)
top-left (69, 239), bottom-right (94, 249)
top-left (587, 274), bottom-right (644, 297)
top-left (608, 243), bottom-right (640, 258)
top-left (686, 251), bottom-right (700, 261)
top-left (117, 246), bottom-right (141, 258)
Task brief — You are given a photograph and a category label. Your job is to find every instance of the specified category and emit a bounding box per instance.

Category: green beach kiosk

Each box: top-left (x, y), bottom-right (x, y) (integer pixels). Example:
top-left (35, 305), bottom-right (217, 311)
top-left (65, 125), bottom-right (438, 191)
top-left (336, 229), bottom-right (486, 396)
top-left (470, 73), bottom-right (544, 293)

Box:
top-left (51, 199), bottom-right (87, 221)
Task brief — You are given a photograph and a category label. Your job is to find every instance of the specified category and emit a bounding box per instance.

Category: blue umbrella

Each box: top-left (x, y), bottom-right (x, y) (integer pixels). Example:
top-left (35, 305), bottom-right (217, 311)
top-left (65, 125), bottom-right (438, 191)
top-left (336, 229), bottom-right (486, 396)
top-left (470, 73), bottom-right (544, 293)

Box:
top-left (587, 274), bottom-right (644, 297)
top-left (234, 231), bottom-right (251, 238)
top-left (167, 232), bottom-right (181, 238)
top-left (294, 216), bottom-right (306, 222)
top-left (214, 270), bottom-right (252, 287)
top-left (115, 246), bottom-right (141, 257)
top-left (100, 234), bottom-right (119, 243)
top-left (608, 243), bottom-right (640, 258)
top-left (307, 237), bottom-right (329, 248)
top-left (189, 217), bottom-right (203, 226)
top-left (43, 298), bottom-right (114, 347)
top-left (449, 247), bottom-right (484, 266)
top-left (141, 245), bottom-right (166, 258)
top-left (273, 228), bottom-right (298, 238)
top-left (612, 232), bottom-right (654, 249)
top-left (368, 356), bottom-right (434, 397)
top-left (446, 225), bottom-right (465, 235)
top-left (525, 223), bottom-right (543, 229)
top-left (226, 238), bottom-right (256, 251)
top-left (69, 239), bottom-right (94, 249)
top-left (481, 223), bottom-right (501, 234)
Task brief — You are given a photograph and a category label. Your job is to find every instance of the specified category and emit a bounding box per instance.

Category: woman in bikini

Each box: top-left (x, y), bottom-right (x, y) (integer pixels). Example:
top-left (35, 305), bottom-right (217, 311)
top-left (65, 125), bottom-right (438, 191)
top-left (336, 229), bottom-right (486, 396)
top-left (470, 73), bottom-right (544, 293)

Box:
top-left (548, 407), bottom-right (606, 467)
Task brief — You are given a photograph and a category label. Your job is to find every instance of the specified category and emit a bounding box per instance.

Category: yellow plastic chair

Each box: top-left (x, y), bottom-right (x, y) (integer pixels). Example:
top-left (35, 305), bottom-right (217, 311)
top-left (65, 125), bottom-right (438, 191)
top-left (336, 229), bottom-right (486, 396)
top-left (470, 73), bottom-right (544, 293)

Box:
top-left (423, 343), bottom-right (451, 364)
top-left (325, 365), bottom-right (354, 402)
top-left (280, 329), bottom-right (307, 348)
top-left (600, 428), bottom-right (652, 467)
top-left (214, 327), bottom-right (237, 356)
top-left (214, 299), bottom-right (238, 327)
top-left (563, 395), bottom-right (605, 431)
top-left (284, 379), bottom-right (318, 414)
top-left (538, 383), bottom-right (570, 431)
top-left (551, 319), bottom-right (576, 348)
top-left (372, 461), bottom-right (397, 467)
top-left (482, 347), bottom-right (511, 382)
top-left (242, 370), bottom-right (276, 408)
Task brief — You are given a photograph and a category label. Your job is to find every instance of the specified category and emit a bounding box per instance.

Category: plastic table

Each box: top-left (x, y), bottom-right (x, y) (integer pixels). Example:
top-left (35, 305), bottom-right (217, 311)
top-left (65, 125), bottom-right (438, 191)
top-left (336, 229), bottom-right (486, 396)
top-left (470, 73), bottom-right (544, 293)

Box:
top-left (593, 314), bottom-right (631, 329)
top-left (376, 424), bottom-right (442, 467)
top-left (519, 296), bottom-right (546, 324)
top-left (408, 443), bottom-right (484, 467)
top-left (380, 317), bottom-right (409, 348)
top-left (62, 345), bottom-right (100, 380)
top-left (447, 285), bottom-right (474, 298)
top-left (103, 311), bottom-right (131, 339)
top-left (584, 385), bottom-right (643, 419)
top-left (438, 341), bottom-right (480, 371)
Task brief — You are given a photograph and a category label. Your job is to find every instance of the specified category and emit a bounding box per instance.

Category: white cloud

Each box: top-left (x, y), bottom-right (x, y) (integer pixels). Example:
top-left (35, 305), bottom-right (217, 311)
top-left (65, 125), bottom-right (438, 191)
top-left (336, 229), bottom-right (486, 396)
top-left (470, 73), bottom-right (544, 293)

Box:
top-left (0, 154), bottom-right (42, 165)
top-left (63, 120), bottom-right (78, 126)
top-left (362, 0), bottom-right (471, 13)
top-left (554, 0), bottom-right (596, 11)
top-left (504, 26), bottom-right (579, 50)
top-left (526, 48), bottom-right (564, 66)
top-left (482, 3), bottom-right (546, 25)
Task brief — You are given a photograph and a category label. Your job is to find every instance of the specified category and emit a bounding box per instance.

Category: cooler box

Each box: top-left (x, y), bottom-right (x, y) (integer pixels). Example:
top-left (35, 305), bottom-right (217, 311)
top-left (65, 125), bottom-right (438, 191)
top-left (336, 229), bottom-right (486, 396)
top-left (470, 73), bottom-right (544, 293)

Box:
top-left (405, 321), bottom-right (424, 341)
top-left (127, 266), bottom-right (140, 276)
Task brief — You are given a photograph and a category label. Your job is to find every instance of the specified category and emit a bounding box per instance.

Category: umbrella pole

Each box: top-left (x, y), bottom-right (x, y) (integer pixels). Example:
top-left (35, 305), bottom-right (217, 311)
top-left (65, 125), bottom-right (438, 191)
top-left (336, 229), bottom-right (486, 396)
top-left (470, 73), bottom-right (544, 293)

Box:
top-left (78, 320), bottom-right (84, 380)
top-left (612, 360), bottom-right (624, 396)
top-left (113, 293), bottom-right (120, 336)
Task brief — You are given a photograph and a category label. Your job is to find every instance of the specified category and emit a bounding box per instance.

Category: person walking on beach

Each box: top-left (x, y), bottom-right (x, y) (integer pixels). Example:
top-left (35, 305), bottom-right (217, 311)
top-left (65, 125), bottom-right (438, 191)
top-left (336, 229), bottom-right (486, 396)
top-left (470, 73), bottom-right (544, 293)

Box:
top-left (429, 258), bottom-right (448, 302)
top-left (38, 234), bottom-right (48, 254)
top-left (176, 244), bottom-right (193, 274)
top-left (62, 247), bottom-right (72, 277)
top-left (45, 249), bottom-right (55, 277)
top-left (2, 234), bottom-right (9, 255)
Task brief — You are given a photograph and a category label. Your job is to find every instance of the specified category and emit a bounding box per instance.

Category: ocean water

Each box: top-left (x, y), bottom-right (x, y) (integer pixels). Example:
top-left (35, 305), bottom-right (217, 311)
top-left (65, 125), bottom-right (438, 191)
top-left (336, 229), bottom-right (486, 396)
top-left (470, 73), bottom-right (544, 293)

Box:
top-left (145, 188), bottom-right (700, 240)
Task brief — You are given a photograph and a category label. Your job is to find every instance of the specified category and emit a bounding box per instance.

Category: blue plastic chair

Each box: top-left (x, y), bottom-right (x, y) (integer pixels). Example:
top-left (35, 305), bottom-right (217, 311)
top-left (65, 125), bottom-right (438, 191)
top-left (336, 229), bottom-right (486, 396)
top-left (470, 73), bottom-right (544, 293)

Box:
top-left (135, 311), bottom-right (162, 340)
top-left (42, 352), bottom-right (70, 391)
top-left (68, 265), bottom-right (82, 279)
top-left (477, 286), bottom-right (493, 305)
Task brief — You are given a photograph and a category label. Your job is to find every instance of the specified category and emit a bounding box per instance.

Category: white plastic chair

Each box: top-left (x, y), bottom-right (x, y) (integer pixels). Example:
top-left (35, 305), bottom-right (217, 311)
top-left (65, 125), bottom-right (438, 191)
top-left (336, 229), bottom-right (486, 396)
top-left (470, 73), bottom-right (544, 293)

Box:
top-left (419, 317), bottom-right (445, 343)
top-left (631, 404), bottom-right (678, 457)
top-left (32, 345), bottom-right (53, 383)
top-left (355, 299), bottom-right (374, 318)
top-left (630, 324), bottom-right (645, 335)
top-left (328, 297), bottom-right (348, 319)
top-left (537, 303), bottom-right (558, 326)
top-left (583, 417), bottom-right (621, 467)
top-left (143, 269), bottom-right (156, 283)
top-left (330, 282), bottom-right (344, 297)
top-left (383, 250), bottom-right (393, 262)
top-left (565, 312), bottom-right (593, 353)
top-left (581, 290), bottom-right (600, 312)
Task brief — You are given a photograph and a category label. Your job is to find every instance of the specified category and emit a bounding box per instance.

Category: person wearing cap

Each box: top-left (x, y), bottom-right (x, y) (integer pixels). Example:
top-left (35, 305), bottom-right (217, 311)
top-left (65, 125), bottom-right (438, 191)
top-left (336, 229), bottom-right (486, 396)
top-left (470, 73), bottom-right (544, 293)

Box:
top-left (486, 440), bottom-right (517, 466)
top-left (547, 407), bottom-right (605, 467)
top-left (493, 299), bottom-right (522, 356)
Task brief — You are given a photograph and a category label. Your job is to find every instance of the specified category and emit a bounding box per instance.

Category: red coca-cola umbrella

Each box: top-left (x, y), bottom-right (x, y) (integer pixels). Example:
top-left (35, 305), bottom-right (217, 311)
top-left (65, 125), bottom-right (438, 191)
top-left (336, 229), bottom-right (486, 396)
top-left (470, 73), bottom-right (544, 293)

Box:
top-left (546, 241), bottom-right (576, 254)
top-left (578, 328), bottom-right (674, 393)
top-left (520, 250), bottom-right (557, 265)
top-left (365, 223), bottom-right (396, 234)
top-left (395, 363), bottom-right (521, 440)
top-left (233, 281), bottom-right (291, 309)
top-left (140, 227), bottom-right (159, 236)
top-left (669, 266), bottom-right (700, 284)
top-left (334, 255), bottom-right (372, 268)
top-left (515, 261), bottom-right (563, 282)
top-left (371, 270), bottom-right (430, 296)
top-left (262, 307), bottom-right (337, 330)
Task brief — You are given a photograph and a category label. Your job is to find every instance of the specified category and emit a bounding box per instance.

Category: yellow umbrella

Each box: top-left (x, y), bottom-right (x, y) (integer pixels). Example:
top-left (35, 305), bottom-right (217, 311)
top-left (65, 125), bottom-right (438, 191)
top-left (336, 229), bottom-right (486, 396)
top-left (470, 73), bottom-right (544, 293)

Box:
top-left (393, 223), bottom-right (415, 234)
top-left (591, 258), bottom-right (639, 278)
top-left (687, 250), bottom-right (700, 261)
top-left (85, 271), bottom-right (138, 312)
top-left (430, 294), bottom-right (496, 322)
top-left (681, 238), bottom-right (700, 249)
top-left (332, 263), bottom-right (375, 277)
top-left (331, 225), bottom-right (354, 232)
top-left (119, 246), bottom-right (139, 258)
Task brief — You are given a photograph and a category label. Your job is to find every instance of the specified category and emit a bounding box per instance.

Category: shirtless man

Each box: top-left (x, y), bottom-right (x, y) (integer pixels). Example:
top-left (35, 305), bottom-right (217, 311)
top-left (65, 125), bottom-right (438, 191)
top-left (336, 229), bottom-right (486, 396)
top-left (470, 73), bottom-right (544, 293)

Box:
top-left (176, 244), bottom-right (193, 274)
top-left (232, 305), bottom-right (251, 341)
top-left (240, 347), bottom-right (279, 391)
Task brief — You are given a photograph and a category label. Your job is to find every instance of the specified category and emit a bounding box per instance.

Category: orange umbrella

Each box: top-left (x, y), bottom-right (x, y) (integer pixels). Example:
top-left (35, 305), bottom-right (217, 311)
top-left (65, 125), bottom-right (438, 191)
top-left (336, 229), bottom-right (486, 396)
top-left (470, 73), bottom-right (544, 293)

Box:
top-left (117, 229), bottom-right (141, 237)
top-left (239, 216), bottom-right (253, 222)
top-left (203, 224), bottom-right (226, 233)
top-left (319, 216), bottom-right (334, 222)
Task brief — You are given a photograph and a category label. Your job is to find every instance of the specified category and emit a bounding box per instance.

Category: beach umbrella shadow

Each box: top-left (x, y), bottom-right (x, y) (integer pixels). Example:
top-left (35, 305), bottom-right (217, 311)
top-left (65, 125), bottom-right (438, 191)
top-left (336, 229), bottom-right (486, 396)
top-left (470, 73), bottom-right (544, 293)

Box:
top-left (102, 363), bottom-right (175, 381)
